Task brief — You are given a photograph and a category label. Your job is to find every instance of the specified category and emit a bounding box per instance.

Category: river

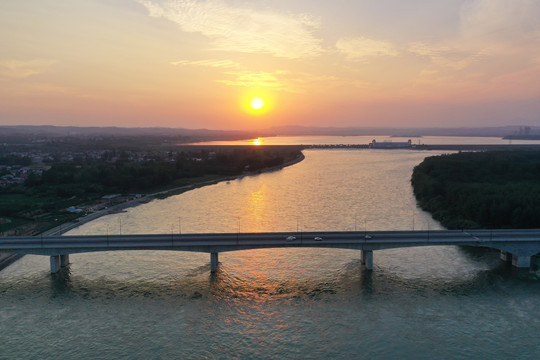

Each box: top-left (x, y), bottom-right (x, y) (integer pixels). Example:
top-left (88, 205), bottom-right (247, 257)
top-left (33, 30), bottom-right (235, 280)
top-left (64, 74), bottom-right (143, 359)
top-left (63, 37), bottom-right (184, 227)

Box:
top-left (1, 145), bottom-right (539, 359)
top-left (191, 135), bottom-right (539, 146)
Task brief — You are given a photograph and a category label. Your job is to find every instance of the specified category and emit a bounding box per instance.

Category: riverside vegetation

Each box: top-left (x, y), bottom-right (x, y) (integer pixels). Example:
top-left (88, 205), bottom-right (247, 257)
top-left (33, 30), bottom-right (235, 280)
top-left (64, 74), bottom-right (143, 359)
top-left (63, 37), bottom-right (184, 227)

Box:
top-left (1, 142), bottom-right (302, 235)
top-left (412, 150), bottom-right (540, 229)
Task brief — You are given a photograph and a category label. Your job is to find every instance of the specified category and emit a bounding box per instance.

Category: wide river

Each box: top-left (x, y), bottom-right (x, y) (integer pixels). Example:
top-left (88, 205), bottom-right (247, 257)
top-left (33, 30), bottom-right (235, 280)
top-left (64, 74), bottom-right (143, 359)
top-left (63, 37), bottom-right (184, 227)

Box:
top-left (1, 144), bottom-right (540, 359)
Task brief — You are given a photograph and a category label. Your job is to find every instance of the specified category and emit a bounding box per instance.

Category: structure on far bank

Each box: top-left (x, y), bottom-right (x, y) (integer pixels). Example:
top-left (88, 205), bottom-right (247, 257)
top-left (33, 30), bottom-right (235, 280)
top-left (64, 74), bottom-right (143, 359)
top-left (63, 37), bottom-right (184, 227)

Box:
top-left (370, 139), bottom-right (413, 149)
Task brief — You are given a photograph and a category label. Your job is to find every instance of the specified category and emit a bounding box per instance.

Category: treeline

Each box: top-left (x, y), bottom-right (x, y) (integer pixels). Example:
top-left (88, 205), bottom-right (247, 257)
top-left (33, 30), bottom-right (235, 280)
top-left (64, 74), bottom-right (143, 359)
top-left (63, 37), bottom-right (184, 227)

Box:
top-left (19, 147), bottom-right (300, 197)
top-left (411, 150), bottom-right (540, 229)
top-left (0, 155), bottom-right (32, 166)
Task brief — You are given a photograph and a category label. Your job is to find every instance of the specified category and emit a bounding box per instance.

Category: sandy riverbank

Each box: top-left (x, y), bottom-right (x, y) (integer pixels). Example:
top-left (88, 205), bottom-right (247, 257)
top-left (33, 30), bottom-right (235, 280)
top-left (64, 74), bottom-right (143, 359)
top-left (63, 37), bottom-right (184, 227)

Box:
top-left (0, 152), bottom-right (305, 271)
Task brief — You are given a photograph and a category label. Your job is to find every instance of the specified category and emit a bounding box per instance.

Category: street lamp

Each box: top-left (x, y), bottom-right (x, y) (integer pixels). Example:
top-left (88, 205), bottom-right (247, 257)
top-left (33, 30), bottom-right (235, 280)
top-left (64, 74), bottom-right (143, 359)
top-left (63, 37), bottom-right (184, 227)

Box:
top-left (364, 219), bottom-right (367, 235)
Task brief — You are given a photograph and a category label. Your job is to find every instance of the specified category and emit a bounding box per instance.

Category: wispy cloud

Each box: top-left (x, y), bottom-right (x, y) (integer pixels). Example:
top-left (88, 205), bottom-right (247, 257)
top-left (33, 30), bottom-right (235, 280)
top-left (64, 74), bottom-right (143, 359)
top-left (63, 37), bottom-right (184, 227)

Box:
top-left (407, 42), bottom-right (486, 70)
top-left (217, 70), bottom-right (338, 93)
top-left (406, 1), bottom-right (540, 76)
top-left (458, 0), bottom-right (540, 63)
top-left (218, 71), bottom-right (287, 89)
top-left (336, 37), bottom-right (399, 61)
top-left (170, 59), bottom-right (240, 69)
top-left (139, 0), bottom-right (323, 59)
top-left (460, 0), bottom-right (540, 43)
top-left (0, 59), bottom-right (56, 79)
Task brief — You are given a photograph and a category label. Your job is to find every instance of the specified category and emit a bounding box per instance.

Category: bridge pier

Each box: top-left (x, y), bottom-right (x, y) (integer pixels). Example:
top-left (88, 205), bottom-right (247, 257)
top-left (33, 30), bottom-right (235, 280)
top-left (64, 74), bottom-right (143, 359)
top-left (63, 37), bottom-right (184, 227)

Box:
top-left (500, 251), bottom-right (532, 268)
top-left (512, 255), bottom-right (531, 268)
top-left (361, 250), bottom-right (373, 270)
top-left (500, 251), bottom-right (512, 263)
top-left (50, 255), bottom-right (60, 274)
top-left (60, 254), bottom-right (70, 267)
top-left (210, 252), bottom-right (219, 273)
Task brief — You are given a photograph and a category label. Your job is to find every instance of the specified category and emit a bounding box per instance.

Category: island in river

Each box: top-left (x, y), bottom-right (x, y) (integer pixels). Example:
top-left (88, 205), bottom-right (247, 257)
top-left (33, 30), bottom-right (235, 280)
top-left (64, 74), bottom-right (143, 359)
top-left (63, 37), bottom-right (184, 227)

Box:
top-left (412, 150), bottom-right (540, 230)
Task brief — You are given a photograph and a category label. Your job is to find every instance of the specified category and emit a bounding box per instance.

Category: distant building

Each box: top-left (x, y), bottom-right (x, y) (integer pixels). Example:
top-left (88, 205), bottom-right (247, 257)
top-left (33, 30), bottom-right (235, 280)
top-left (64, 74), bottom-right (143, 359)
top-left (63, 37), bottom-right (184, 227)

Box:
top-left (370, 139), bottom-right (413, 149)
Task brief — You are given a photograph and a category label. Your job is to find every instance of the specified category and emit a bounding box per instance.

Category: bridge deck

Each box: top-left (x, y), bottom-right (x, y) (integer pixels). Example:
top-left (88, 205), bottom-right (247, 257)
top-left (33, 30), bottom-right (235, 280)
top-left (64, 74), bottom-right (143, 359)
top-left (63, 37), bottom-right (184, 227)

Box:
top-left (1, 230), bottom-right (539, 272)
top-left (1, 229), bottom-right (539, 254)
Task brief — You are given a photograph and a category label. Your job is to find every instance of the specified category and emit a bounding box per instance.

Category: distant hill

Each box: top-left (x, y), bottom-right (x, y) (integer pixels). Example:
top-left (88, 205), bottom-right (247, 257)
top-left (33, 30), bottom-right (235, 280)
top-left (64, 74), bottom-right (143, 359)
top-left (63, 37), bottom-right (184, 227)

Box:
top-left (0, 125), bottom-right (263, 139)
top-left (1, 124), bottom-right (539, 141)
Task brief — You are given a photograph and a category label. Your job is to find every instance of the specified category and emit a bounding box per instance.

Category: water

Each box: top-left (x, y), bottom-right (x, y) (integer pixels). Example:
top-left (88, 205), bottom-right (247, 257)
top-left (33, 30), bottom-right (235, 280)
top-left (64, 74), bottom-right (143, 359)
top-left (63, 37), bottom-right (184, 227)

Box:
top-left (191, 135), bottom-right (539, 146)
top-left (2, 148), bottom-right (540, 359)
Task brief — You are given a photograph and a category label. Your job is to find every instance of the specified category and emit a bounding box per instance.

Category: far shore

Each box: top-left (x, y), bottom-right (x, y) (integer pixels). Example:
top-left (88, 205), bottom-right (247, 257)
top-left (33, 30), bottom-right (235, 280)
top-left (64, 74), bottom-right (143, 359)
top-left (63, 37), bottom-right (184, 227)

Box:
top-left (51, 151), bottom-right (305, 236)
top-left (0, 152), bottom-right (305, 271)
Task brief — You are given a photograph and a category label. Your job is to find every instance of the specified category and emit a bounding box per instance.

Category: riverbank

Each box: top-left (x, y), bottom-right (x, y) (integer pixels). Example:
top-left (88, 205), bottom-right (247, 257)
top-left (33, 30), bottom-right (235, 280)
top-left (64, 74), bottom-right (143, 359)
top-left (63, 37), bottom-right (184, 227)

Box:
top-left (0, 151), bottom-right (305, 271)
top-left (0, 253), bottom-right (24, 270)
top-left (412, 150), bottom-right (540, 229)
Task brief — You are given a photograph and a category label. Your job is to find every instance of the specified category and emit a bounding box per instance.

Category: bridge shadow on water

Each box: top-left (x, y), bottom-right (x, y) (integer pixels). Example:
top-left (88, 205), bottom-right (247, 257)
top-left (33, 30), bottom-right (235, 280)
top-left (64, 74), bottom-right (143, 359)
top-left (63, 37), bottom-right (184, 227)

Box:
top-left (458, 245), bottom-right (540, 277)
top-left (43, 260), bottom-right (376, 302)
top-left (204, 256), bottom-right (540, 302)
top-left (16, 254), bottom-right (540, 304)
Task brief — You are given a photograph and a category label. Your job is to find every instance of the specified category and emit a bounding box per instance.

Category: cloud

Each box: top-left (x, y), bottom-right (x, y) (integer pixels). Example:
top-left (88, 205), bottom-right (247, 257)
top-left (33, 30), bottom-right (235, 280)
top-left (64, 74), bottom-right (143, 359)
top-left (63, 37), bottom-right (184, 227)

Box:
top-left (170, 59), bottom-right (240, 68)
top-left (407, 1), bottom-right (540, 74)
top-left (408, 42), bottom-right (486, 70)
top-left (217, 70), bottom-right (338, 93)
top-left (460, 0), bottom-right (540, 42)
top-left (0, 59), bottom-right (56, 79)
top-left (139, 0), bottom-right (323, 59)
top-left (217, 71), bottom-right (285, 88)
top-left (336, 37), bottom-right (399, 61)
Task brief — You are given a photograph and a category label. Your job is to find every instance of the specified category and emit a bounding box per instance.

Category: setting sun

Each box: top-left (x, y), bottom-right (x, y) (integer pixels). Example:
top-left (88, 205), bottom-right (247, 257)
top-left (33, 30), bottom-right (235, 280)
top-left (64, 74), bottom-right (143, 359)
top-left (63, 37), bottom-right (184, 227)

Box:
top-left (250, 97), bottom-right (265, 110)
top-left (240, 91), bottom-right (276, 118)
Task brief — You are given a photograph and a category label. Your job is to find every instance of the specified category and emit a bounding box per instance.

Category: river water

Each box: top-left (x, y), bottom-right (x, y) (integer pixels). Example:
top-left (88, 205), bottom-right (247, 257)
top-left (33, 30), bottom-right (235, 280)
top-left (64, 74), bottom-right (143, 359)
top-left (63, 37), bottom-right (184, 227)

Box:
top-left (192, 135), bottom-right (539, 146)
top-left (1, 147), bottom-right (540, 359)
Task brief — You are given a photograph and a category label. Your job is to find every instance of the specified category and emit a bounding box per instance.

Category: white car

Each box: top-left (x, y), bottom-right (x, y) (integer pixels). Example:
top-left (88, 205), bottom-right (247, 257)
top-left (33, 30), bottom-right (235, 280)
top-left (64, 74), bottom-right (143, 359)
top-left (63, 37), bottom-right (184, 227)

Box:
top-left (286, 236), bottom-right (296, 242)
top-left (314, 237), bottom-right (323, 241)
top-left (364, 234), bottom-right (372, 240)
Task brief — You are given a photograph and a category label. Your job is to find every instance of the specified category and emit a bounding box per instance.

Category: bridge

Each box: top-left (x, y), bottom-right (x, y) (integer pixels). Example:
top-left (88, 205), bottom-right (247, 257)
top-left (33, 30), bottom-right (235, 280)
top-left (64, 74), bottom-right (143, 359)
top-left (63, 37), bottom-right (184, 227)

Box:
top-left (1, 229), bottom-right (539, 274)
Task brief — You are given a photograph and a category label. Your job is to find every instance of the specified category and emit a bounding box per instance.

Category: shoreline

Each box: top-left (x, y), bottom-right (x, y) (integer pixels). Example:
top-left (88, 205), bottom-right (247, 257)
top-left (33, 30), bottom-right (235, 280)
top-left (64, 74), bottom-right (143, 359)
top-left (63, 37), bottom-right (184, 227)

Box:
top-left (59, 151), bottom-right (305, 234)
top-left (0, 152), bottom-right (305, 271)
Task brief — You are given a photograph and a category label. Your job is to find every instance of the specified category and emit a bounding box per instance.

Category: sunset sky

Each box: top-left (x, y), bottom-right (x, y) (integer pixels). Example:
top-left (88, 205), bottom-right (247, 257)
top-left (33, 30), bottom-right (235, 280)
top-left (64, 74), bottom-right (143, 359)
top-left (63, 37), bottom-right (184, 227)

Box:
top-left (1, 0), bottom-right (540, 130)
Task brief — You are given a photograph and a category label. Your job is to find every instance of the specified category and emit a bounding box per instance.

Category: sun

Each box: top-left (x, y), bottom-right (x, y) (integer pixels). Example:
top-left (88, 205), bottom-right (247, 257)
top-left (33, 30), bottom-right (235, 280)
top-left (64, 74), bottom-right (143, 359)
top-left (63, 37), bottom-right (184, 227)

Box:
top-left (241, 92), bottom-right (274, 116)
top-left (250, 97), bottom-right (265, 110)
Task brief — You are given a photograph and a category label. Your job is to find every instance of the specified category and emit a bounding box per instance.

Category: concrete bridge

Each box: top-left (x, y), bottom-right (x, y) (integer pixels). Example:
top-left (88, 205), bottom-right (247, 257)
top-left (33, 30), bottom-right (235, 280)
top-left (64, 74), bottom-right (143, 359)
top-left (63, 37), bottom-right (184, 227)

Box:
top-left (1, 229), bottom-right (539, 274)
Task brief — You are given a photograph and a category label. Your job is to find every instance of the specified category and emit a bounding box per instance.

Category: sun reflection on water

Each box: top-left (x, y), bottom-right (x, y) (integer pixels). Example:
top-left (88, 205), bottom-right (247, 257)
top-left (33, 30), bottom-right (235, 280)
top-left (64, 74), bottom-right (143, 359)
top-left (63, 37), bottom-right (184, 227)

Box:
top-left (247, 186), bottom-right (268, 230)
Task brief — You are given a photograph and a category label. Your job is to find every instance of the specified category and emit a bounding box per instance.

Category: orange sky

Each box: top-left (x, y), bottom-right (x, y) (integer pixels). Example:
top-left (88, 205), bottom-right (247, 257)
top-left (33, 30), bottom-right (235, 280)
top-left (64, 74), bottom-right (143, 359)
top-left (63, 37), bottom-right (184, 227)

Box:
top-left (1, 0), bottom-right (540, 130)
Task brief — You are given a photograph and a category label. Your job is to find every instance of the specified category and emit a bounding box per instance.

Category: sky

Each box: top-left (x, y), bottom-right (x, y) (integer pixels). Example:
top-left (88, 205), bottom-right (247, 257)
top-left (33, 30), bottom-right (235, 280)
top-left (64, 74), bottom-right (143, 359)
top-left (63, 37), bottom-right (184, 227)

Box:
top-left (1, 0), bottom-right (540, 130)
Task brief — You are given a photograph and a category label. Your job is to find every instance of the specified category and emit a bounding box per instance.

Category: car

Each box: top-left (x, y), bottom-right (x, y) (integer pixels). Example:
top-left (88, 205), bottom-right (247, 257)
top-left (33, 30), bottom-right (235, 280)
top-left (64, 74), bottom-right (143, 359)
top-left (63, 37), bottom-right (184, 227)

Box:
top-left (364, 234), bottom-right (372, 240)
top-left (286, 236), bottom-right (296, 242)
top-left (314, 237), bottom-right (323, 241)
